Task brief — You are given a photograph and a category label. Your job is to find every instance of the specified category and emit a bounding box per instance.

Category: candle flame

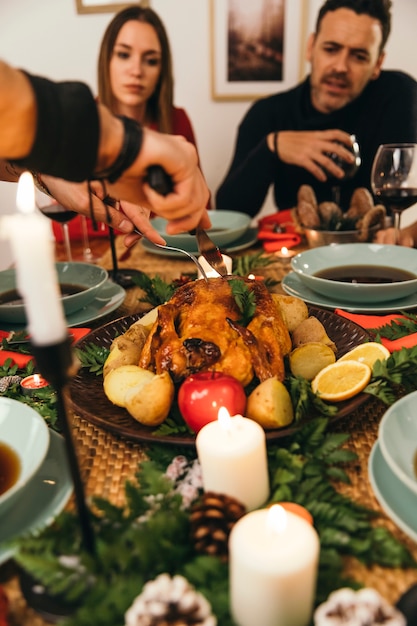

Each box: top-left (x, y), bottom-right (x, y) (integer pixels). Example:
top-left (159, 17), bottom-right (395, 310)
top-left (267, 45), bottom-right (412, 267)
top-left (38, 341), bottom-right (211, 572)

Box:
top-left (281, 246), bottom-right (289, 255)
top-left (247, 273), bottom-right (255, 280)
top-left (218, 406), bottom-right (233, 432)
top-left (16, 172), bottom-right (36, 215)
top-left (33, 373), bottom-right (41, 385)
top-left (266, 504), bottom-right (287, 533)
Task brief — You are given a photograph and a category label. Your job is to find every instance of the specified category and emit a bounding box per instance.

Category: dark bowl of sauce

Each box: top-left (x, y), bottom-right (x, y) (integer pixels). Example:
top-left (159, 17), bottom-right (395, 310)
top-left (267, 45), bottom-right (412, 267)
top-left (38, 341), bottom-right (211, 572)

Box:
top-left (291, 243), bottom-right (417, 303)
top-left (0, 262), bottom-right (108, 323)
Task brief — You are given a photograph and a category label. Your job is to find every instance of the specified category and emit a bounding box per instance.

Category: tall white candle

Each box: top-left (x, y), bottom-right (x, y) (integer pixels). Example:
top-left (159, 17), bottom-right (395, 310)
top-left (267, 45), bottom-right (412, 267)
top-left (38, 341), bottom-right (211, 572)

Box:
top-left (195, 408), bottom-right (270, 511)
top-left (0, 172), bottom-right (67, 346)
top-left (229, 505), bottom-right (320, 626)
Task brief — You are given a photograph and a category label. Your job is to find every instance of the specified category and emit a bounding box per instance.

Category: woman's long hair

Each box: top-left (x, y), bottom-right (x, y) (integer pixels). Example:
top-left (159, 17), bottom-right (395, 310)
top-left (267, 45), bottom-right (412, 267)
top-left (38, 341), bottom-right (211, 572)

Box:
top-left (97, 5), bottom-right (174, 132)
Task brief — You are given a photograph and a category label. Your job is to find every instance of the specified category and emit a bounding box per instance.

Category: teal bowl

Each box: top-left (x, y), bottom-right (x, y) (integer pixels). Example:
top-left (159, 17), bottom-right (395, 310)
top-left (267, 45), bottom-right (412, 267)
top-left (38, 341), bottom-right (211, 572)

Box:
top-left (0, 262), bottom-right (108, 323)
top-left (150, 210), bottom-right (251, 250)
top-left (379, 390), bottom-right (417, 496)
top-left (290, 243), bottom-right (417, 304)
top-left (0, 397), bottom-right (50, 516)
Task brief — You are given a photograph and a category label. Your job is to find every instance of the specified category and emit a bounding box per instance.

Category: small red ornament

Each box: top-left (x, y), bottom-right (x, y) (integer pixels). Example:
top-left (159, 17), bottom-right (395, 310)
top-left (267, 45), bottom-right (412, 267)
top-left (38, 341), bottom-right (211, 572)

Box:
top-left (178, 371), bottom-right (247, 433)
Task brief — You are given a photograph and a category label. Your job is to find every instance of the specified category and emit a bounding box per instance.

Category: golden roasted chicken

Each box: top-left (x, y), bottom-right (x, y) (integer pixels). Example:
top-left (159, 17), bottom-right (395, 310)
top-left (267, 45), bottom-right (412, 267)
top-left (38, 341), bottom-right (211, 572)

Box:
top-left (139, 277), bottom-right (292, 386)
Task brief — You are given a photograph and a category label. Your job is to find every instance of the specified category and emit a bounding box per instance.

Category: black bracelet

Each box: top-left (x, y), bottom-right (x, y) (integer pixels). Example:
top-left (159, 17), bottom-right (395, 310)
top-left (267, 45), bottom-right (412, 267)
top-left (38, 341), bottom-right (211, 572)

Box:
top-left (93, 116), bottom-right (143, 183)
top-left (13, 73), bottom-right (99, 182)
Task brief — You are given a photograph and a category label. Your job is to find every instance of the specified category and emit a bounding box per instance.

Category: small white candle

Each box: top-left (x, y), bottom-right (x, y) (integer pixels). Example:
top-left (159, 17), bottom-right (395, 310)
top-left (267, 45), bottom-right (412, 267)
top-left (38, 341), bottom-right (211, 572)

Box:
top-left (197, 254), bottom-right (232, 278)
top-left (0, 172), bottom-right (67, 346)
top-left (229, 505), bottom-right (320, 626)
top-left (195, 407), bottom-right (270, 511)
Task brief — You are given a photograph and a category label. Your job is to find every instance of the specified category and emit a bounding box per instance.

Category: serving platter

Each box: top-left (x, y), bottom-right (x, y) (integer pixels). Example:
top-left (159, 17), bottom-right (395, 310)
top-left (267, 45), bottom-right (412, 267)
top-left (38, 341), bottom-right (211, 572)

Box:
top-left (69, 306), bottom-right (370, 446)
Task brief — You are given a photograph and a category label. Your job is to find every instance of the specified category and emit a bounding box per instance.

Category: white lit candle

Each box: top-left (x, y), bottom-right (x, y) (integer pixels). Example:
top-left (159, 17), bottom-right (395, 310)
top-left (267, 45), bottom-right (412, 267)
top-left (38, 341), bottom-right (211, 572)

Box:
top-left (0, 172), bottom-right (67, 346)
top-left (197, 254), bottom-right (233, 278)
top-left (229, 504), bottom-right (320, 626)
top-left (195, 407), bottom-right (270, 511)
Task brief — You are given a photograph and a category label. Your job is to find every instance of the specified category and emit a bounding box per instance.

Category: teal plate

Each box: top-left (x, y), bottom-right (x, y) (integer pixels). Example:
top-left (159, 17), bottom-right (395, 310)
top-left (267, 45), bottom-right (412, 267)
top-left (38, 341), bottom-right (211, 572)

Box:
top-left (282, 272), bottom-right (417, 313)
top-left (0, 279), bottom-right (125, 332)
top-left (141, 227), bottom-right (258, 258)
top-left (368, 442), bottom-right (417, 543)
top-left (0, 430), bottom-right (73, 564)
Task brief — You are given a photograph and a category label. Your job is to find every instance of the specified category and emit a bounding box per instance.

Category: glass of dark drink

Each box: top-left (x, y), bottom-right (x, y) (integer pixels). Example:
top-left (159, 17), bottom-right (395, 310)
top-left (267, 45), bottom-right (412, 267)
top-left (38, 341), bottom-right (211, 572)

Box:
top-left (371, 143), bottom-right (417, 244)
top-left (38, 202), bottom-right (77, 261)
top-left (327, 134), bottom-right (361, 206)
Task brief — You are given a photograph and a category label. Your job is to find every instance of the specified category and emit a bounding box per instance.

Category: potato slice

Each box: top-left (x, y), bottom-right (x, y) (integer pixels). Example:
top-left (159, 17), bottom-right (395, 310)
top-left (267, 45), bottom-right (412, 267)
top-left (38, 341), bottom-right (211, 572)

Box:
top-left (292, 316), bottom-right (337, 352)
top-left (125, 371), bottom-right (174, 426)
top-left (246, 377), bottom-right (294, 430)
top-left (103, 364), bottom-right (154, 407)
top-left (289, 342), bottom-right (336, 381)
top-left (272, 294), bottom-right (309, 332)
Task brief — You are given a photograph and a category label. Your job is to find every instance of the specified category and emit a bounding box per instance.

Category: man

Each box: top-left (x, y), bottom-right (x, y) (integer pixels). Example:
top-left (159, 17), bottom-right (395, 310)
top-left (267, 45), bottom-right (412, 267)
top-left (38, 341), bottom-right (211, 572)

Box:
top-left (0, 60), bottom-right (210, 238)
top-left (216, 0), bottom-right (417, 219)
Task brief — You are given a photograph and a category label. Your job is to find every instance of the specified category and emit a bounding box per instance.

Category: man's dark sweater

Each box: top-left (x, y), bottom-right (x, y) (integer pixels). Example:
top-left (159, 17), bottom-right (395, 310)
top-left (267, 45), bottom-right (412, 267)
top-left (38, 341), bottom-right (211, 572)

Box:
top-left (216, 70), bottom-right (417, 217)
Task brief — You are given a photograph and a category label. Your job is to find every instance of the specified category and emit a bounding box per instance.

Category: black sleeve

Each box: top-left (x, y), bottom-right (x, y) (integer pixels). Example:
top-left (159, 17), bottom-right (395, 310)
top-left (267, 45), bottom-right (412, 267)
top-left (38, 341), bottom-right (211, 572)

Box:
top-left (12, 73), bottom-right (99, 182)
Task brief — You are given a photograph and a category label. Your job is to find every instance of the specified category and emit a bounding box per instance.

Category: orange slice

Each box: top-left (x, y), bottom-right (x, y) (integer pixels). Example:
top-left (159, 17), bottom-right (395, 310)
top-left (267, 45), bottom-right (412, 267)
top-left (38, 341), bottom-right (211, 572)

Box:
top-left (338, 342), bottom-right (390, 370)
top-left (311, 360), bottom-right (372, 402)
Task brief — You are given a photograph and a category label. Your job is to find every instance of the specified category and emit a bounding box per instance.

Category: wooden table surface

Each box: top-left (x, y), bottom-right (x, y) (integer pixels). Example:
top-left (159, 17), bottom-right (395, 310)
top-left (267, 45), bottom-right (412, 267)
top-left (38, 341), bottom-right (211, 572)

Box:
top-left (1, 233), bottom-right (417, 625)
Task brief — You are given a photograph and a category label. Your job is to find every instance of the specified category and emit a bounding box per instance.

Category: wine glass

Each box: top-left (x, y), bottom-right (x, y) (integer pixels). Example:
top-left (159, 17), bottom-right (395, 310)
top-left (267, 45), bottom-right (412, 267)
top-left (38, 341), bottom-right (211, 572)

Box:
top-left (38, 202), bottom-right (77, 261)
top-left (371, 143), bottom-right (417, 244)
top-left (326, 134), bottom-right (361, 206)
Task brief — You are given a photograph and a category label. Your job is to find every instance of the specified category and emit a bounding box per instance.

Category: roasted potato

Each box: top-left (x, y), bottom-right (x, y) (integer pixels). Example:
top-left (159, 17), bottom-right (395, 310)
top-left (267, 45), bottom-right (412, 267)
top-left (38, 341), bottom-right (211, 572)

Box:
top-left (103, 321), bottom-right (150, 378)
top-left (289, 342), bottom-right (336, 380)
top-left (272, 294), bottom-right (309, 332)
top-left (292, 316), bottom-right (337, 352)
top-left (103, 364), bottom-right (174, 426)
top-left (246, 377), bottom-right (294, 429)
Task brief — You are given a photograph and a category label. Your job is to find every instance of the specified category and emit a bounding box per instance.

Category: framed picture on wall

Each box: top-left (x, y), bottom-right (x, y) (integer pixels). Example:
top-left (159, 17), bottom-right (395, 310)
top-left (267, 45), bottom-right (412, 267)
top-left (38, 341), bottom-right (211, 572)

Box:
top-left (75, 0), bottom-right (150, 14)
top-left (210, 0), bottom-right (307, 101)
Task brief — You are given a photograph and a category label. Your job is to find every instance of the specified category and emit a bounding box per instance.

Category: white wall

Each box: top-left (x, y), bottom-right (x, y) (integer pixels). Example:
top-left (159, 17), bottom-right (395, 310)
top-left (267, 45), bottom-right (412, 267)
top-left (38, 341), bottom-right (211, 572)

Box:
top-left (0, 0), bottom-right (416, 267)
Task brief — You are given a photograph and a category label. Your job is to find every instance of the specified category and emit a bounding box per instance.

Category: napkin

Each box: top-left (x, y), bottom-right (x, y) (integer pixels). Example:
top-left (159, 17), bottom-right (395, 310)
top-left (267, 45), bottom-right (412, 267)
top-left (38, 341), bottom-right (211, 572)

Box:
top-left (257, 210), bottom-right (302, 252)
top-left (0, 327), bottom-right (91, 368)
top-left (335, 309), bottom-right (417, 352)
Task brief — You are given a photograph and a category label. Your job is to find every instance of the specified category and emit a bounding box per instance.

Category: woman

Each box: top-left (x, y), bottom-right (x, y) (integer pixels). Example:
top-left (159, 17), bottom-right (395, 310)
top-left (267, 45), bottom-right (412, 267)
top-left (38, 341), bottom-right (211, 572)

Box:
top-left (44, 5), bottom-right (210, 246)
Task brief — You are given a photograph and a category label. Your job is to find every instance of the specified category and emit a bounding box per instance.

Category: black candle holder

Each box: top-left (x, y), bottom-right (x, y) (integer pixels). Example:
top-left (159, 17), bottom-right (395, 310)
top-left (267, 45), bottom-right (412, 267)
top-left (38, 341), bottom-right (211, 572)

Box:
top-left (30, 336), bottom-right (95, 555)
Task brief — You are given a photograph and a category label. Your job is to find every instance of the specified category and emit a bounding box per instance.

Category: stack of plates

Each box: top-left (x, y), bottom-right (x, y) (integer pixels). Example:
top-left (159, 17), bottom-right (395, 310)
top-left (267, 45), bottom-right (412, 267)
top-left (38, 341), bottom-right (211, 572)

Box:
top-left (142, 210), bottom-right (257, 257)
top-left (369, 390), bottom-right (417, 541)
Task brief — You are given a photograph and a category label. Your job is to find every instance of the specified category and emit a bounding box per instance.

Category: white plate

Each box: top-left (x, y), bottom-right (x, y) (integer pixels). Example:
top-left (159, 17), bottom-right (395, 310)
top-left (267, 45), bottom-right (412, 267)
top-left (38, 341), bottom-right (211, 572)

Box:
top-left (378, 390), bottom-right (417, 496)
top-left (369, 441), bottom-right (417, 543)
top-left (282, 271), bottom-right (417, 313)
top-left (0, 429), bottom-right (73, 564)
top-left (141, 227), bottom-right (259, 258)
top-left (0, 279), bottom-right (125, 332)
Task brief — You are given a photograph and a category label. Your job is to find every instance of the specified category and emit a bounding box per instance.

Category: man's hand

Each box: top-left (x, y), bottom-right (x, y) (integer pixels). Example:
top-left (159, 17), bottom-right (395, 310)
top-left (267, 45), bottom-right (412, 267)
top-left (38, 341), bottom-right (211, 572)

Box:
top-left (271, 129), bottom-right (357, 182)
top-left (374, 226), bottom-right (414, 247)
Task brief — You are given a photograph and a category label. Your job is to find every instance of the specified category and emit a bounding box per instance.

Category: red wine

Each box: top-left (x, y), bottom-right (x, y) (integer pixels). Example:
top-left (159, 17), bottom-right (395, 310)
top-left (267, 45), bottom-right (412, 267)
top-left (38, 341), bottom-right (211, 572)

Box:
top-left (40, 204), bottom-right (77, 223)
top-left (375, 188), bottom-right (417, 212)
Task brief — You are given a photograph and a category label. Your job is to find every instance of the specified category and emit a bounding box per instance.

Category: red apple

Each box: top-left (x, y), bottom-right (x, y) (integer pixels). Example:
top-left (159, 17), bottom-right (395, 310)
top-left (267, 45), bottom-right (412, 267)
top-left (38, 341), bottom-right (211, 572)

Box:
top-left (178, 371), bottom-right (247, 433)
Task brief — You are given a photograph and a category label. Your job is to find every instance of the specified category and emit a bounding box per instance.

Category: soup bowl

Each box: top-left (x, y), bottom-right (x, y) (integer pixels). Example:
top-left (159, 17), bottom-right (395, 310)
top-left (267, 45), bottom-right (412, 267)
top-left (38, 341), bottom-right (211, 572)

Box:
top-left (290, 243), bottom-right (417, 304)
top-left (0, 262), bottom-right (108, 323)
top-left (0, 397), bottom-right (50, 516)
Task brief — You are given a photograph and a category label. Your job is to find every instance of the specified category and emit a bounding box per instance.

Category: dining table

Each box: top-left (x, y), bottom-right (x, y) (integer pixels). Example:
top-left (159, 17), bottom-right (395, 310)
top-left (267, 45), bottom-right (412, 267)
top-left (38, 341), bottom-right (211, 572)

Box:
top-left (1, 231), bottom-right (417, 625)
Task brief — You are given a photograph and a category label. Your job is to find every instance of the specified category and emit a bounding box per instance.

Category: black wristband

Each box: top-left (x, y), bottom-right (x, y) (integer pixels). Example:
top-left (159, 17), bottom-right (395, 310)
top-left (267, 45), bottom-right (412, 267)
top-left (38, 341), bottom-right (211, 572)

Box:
top-left (13, 73), bottom-right (99, 182)
top-left (93, 116), bottom-right (143, 183)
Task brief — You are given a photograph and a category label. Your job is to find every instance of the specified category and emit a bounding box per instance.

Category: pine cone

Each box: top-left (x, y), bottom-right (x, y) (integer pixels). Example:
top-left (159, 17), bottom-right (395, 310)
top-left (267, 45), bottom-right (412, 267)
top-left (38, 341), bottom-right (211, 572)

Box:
top-left (190, 492), bottom-right (246, 562)
top-left (124, 573), bottom-right (216, 626)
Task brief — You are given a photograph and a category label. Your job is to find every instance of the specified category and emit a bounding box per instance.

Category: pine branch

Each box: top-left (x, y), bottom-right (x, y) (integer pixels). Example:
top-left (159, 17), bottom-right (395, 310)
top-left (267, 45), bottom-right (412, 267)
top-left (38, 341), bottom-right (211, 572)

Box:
top-left (232, 251), bottom-right (276, 277)
top-left (132, 271), bottom-right (176, 306)
top-left (229, 278), bottom-right (256, 326)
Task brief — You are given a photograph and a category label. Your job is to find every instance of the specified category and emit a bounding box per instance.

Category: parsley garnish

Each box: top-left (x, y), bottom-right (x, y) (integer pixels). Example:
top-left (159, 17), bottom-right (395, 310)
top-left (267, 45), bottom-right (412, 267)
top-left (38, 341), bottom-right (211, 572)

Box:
top-left (370, 311), bottom-right (417, 340)
top-left (229, 278), bottom-right (256, 326)
top-left (75, 342), bottom-right (110, 376)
